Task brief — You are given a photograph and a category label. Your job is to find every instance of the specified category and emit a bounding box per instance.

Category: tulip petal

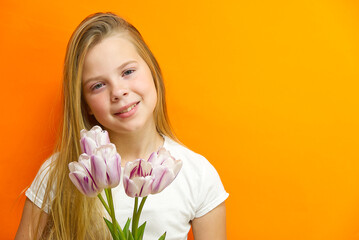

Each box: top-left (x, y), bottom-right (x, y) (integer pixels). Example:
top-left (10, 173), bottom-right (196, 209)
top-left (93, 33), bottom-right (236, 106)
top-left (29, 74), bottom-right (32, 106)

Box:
top-left (172, 160), bottom-right (183, 176)
top-left (122, 148), bottom-right (183, 198)
top-left (123, 160), bottom-right (154, 198)
top-left (96, 130), bottom-right (110, 146)
top-left (151, 166), bottom-right (174, 193)
top-left (156, 148), bottom-right (172, 165)
top-left (80, 137), bottom-right (97, 155)
top-left (69, 161), bottom-right (83, 173)
top-left (69, 172), bottom-right (86, 195)
top-left (124, 177), bottom-right (140, 198)
top-left (69, 156), bottom-right (102, 197)
top-left (106, 154), bottom-right (121, 187)
top-left (69, 171), bottom-right (99, 197)
top-left (147, 151), bottom-right (157, 164)
top-left (138, 176), bottom-right (153, 197)
top-left (80, 126), bottom-right (110, 154)
top-left (150, 149), bottom-right (183, 194)
top-left (93, 144), bottom-right (121, 188)
top-left (91, 155), bottom-right (108, 189)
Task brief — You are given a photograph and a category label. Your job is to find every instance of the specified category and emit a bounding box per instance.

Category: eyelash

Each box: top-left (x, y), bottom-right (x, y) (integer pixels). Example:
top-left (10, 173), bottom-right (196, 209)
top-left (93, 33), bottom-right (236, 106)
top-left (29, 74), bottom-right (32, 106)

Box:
top-left (123, 69), bottom-right (135, 77)
top-left (89, 69), bottom-right (135, 91)
top-left (91, 82), bottom-right (105, 91)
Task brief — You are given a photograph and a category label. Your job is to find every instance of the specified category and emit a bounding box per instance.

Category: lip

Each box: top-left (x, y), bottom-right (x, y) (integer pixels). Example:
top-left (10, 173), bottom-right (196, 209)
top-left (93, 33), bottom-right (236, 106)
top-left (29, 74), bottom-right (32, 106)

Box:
top-left (114, 101), bottom-right (140, 118)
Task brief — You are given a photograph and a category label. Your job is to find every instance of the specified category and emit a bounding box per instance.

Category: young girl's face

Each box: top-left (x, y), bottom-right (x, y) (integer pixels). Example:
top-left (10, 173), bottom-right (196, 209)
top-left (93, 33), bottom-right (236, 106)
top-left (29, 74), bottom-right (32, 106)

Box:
top-left (81, 34), bottom-right (158, 135)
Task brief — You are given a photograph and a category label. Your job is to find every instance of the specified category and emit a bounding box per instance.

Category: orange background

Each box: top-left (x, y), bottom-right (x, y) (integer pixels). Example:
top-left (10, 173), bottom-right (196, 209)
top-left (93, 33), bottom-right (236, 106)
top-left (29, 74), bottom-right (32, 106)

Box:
top-left (1, 0), bottom-right (359, 239)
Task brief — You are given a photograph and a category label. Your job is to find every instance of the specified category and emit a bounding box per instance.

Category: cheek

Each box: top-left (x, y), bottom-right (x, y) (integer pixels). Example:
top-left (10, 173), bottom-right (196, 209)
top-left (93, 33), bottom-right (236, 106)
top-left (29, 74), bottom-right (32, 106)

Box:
top-left (150, 82), bottom-right (158, 107)
top-left (142, 80), bottom-right (158, 108)
top-left (137, 70), bottom-right (158, 104)
top-left (85, 95), bottom-right (107, 116)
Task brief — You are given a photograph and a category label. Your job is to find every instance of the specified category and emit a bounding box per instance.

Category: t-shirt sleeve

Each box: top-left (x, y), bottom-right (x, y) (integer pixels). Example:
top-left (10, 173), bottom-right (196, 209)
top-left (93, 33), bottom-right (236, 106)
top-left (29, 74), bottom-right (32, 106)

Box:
top-left (194, 156), bottom-right (229, 218)
top-left (25, 155), bottom-right (56, 213)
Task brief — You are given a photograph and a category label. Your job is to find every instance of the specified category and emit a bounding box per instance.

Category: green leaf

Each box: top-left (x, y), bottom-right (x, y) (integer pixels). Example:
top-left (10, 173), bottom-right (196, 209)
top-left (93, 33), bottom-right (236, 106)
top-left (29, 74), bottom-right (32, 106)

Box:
top-left (128, 231), bottom-right (135, 240)
top-left (136, 221), bottom-right (147, 240)
top-left (158, 232), bottom-right (166, 240)
top-left (123, 218), bottom-right (132, 238)
top-left (103, 218), bottom-right (119, 240)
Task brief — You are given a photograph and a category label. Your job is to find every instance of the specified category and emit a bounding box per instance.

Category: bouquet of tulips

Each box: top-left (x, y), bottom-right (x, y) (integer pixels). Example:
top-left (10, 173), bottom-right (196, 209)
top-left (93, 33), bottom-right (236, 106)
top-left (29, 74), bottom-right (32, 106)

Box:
top-left (68, 126), bottom-right (183, 240)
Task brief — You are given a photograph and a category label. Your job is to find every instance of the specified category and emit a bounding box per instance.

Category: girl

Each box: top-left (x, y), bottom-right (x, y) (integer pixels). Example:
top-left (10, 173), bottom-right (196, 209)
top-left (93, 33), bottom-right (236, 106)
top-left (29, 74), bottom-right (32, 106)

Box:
top-left (15, 12), bottom-right (228, 240)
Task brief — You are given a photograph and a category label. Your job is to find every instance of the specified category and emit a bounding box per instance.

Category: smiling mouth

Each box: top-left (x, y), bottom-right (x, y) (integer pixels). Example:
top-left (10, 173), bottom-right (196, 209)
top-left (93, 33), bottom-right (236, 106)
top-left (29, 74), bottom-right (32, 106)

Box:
top-left (118, 102), bottom-right (139, 114)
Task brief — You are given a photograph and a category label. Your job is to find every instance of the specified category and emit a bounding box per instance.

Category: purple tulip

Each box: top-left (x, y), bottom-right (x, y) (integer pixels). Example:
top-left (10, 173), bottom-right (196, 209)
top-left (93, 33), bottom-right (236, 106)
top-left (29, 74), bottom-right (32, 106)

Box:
top-left (69, 153), bottom-right (102, 197)
top-left (91, 143), bottom-right (121, 188)
top-left (123, 148), bottom-right (182, 198)
top-left (123, 159), bottom-right (154, 197)
top-left (148, 148), bottom-right (182, 194)
top-left (70, 126), bottom-right (123, 196)
top-left (80, 126), bottom-right (110, 155)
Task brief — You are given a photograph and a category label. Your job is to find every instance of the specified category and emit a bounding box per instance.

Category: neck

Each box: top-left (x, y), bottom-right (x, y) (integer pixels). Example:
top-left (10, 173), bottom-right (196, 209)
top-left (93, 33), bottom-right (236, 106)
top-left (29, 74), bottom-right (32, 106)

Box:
top-left (107, 123), bottom-right (164, 166)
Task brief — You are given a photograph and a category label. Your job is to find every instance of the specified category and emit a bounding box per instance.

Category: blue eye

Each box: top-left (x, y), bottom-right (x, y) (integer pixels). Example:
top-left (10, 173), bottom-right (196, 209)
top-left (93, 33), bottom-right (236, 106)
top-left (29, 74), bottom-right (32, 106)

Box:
top-left (91, 83), bottom-right (104, 91)
top-left (123, 69), bottom-right (135, 76)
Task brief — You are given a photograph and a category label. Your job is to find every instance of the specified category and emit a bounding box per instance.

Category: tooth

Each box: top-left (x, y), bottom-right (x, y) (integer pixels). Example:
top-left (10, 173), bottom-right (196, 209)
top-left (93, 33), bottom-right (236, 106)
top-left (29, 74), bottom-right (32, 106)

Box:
top-left (120, 103), bottom-right (136, 114)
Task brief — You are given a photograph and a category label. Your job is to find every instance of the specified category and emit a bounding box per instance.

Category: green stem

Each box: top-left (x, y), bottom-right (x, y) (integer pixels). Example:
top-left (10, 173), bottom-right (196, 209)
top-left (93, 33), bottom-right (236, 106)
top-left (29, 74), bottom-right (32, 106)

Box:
top-left (99, 193), bottom-right (123, 234)
top-left (98, 193), bottom-right (110, 215)
top-left (105, 188), bottom-right (126, 240)
top-left (107, 189), bottom-right (118, 239)
top-left (137, 196), bottom-right (147, 221)
top-left (132, 196), bottom-right (148, 239)
top-left (132, 197), bottom-right (139, 238)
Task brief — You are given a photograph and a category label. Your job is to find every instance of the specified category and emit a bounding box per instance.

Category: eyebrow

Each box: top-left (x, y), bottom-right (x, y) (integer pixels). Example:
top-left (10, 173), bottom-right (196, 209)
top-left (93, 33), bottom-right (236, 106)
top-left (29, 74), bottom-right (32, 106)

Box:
top-left (83, 60), bottom-right (138, 84)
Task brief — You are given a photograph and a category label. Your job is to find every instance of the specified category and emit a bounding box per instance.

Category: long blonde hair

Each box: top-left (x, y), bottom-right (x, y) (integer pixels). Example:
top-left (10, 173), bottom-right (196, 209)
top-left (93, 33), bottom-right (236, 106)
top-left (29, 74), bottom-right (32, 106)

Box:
top-left (35, 12), bottom-right (176, 239)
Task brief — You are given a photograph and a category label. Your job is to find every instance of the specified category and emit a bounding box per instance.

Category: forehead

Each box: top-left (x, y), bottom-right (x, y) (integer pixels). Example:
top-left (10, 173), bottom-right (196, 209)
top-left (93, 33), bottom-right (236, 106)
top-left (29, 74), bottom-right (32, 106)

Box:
top-left (82, 34), bottom-right (140, 79)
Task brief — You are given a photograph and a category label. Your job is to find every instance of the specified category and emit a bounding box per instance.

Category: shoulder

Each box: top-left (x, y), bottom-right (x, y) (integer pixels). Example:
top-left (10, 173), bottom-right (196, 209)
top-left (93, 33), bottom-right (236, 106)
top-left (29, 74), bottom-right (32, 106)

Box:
top-left (163, 136), bottom-right (222, 187)
top-left (34, 153), bottom-right (59, 182)
top-left (25, 153), bottom-right (59, 213)
top-left (163, 136), bottom-right (211, 170)
top-left (32, 153), bottom-right (59, 183)
top-left (163, 136), bottom-right (229, 218)
top-left (40, 153), bottom-right (58, 171)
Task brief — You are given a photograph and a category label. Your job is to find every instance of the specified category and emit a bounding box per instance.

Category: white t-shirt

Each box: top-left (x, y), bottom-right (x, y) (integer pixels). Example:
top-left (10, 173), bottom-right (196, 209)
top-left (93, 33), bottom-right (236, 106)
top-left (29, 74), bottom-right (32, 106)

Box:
top-left (26, 136), bottom-right (229, 240)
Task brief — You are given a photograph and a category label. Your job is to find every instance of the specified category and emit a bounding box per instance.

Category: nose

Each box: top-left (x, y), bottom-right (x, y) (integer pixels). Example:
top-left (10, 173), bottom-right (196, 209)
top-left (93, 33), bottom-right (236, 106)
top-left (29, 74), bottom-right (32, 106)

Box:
top-left (111, 83), bottom-right (129, 102)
